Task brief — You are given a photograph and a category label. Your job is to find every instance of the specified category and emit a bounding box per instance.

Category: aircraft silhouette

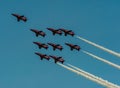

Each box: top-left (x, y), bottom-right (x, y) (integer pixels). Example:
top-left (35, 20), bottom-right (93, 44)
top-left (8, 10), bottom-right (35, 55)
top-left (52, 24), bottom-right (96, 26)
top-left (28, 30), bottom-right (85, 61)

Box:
top-left (30, 29), bottom-right (46, 37)
top-left (35, 52), bottom-right (50, 60)
top-left (33, 42), bottom-right (48, 49)
top-left (65, 43), bottom-right (81, 51)
top-left (49, 55), bottom-right (65, 64)
top-left (48, 43), bottom-right (63, 51)
top-left (47, 28), bottom-right (62, 35)
top-left (12, 13), bottom-right (27, 22)
top-left (59, 28), bottom-right (75, 36)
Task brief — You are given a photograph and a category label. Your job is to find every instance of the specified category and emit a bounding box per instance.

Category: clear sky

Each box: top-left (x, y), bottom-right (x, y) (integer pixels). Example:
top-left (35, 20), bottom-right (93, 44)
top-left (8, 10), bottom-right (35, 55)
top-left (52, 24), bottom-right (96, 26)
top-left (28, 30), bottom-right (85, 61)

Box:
top-left (0, 0), bottom-right (120, 88)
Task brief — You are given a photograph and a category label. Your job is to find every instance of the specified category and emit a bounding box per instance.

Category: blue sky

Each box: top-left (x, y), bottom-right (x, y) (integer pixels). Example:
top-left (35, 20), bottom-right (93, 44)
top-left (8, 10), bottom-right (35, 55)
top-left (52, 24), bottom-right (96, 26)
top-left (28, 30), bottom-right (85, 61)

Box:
top-left (0, 0), bottom-right (120, 88)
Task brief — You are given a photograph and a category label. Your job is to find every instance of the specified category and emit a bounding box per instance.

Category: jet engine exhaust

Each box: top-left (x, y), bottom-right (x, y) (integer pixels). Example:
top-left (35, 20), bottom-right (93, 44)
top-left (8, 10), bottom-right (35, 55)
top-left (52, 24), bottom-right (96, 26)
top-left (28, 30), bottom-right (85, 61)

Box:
top-left (82, 50), bottom-right (120, 70)
top-left (76, 35), bottom-right (120, 58)
top-left (66, 63), bottom-right (120, 88)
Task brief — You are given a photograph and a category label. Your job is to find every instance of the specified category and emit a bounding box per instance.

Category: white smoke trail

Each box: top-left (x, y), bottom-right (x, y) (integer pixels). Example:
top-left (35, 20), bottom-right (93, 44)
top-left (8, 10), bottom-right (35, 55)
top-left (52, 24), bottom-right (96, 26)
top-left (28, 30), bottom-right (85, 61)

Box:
top-left (67, 63), bottom-right (120, 88)
top-left (82, 50), bottom-right (120, 70)
top-left (57, 63), bottom-right (107, 87)
top-left (76, 35), bottom-right (120, 58)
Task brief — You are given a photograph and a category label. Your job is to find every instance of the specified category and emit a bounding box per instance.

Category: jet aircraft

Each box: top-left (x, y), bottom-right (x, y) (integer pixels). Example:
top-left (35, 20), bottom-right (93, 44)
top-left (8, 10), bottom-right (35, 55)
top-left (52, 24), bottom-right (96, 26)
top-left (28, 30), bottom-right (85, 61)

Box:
top-left (12, 13), bottom-right (27, 22)
top-left (35, 52), bottom-right (50, 60)
top-left (47, 28), bottom-right (62, 35)
top-left (47, 43), bottom-right (63, 51)
top-left (59, 28), bottom-right (75, 36)
top-left (49, 55), bottom-right (65, 64)
top-left (30, 29), bottom-right (46, 37)
top-left (33, 42), bottom-right (48, 49)
top-left (65, 43), bottom-right (80, 51)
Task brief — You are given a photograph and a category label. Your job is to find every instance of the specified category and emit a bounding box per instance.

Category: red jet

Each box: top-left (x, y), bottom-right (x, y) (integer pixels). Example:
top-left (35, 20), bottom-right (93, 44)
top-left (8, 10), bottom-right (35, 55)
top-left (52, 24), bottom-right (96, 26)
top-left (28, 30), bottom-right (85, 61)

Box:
top-left (35, 52), bottom-right (50, 60)
top-left (49, 55), bottom-right (65, 64)
top-left (65, 43), bottom-right (81, 51)
top-left (12, 13), bottom-right (27, 22)
top-left (47, 43), bottom-right (63, 51)
top-left (59, 28), bottom-right (75, 36)
top-left (30, 29), bottom-right (46, 37)
top-left (47, 28), bottom-right (62, 35)
top-left (33, 42), bottom-right (48, 49)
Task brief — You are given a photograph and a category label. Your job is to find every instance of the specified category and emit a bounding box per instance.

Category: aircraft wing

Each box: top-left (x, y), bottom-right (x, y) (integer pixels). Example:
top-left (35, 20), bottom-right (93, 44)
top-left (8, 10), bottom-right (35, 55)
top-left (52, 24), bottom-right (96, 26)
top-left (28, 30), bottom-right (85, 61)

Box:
top-left (17, 18), bottom-right (20, 22)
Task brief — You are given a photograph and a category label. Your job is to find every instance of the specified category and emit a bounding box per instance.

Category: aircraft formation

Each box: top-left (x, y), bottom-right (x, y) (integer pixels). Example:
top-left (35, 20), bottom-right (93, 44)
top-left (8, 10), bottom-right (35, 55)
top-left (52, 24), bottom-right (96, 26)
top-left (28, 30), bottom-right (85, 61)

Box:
top-left (31, 28), bottom-right (75, 37)
top-left (12, 13), bottom-right (80, 64)
top-left (31, 29), bottom-right (80, 64)
top-left (11, 13), bottom-right (120, 88)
